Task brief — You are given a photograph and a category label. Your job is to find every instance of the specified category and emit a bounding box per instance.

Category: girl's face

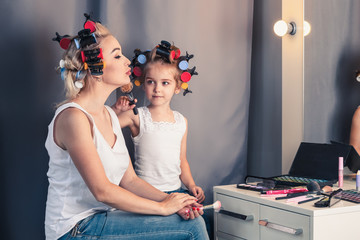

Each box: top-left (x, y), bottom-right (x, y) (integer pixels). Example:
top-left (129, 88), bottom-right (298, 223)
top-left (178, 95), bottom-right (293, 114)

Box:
top-left (100, 35), bottom-right (131, 87)
top-left (144, 62), bottom-right (181, 107)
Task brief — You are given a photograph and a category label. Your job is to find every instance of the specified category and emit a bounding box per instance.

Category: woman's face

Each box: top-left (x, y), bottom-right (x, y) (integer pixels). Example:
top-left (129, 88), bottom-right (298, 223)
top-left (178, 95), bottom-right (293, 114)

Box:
top-left (100, 35), bottom-right (131, 87)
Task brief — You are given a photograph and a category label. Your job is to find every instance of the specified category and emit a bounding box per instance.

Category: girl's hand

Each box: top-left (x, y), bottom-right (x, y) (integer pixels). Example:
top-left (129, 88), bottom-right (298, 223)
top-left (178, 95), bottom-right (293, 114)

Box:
top-left (112, 96), bottom-right (137, 115)
top-left (177, 202), bottom-right (204, 220)
top-left (160, 193), bottom-right (197, 216)
top-left (177, 206), bottom-right (191, 220)
top-left (188, 202), bottom-right (204, 220)
top-left (189, 185), bottom-right (205, 203)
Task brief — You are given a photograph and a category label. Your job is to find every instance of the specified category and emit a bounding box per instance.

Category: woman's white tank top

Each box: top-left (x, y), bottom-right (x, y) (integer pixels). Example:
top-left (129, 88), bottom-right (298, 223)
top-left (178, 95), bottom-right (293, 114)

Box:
top-left (44, 102), bottom-right (129, 240)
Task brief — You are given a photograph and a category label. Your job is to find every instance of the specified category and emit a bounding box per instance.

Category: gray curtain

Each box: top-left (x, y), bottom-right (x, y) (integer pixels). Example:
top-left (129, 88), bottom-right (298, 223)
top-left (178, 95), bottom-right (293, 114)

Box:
top-left (1, 0), bottom-right (253, 239)
top-left (304, 0), bottom-right (360, 144)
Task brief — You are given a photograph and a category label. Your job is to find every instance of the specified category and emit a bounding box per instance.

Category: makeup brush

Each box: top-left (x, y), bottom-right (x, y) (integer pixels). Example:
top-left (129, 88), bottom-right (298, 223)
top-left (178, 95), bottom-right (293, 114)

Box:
top-left (201, 200), bottom-right (221, 212)
top-left (120, 82), bottom-right (138, 115)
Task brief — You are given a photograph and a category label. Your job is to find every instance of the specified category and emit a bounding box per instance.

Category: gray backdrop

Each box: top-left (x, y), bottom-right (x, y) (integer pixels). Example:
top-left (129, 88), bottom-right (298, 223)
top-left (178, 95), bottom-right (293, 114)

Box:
top-left (0, 0), bottom-right (253, 239)
top-left (247, 0), bottom-right (282, 177)
top-left (304, 0), bottom-right (360, 144)
top-left (4, 0), bottom-right (356, 239)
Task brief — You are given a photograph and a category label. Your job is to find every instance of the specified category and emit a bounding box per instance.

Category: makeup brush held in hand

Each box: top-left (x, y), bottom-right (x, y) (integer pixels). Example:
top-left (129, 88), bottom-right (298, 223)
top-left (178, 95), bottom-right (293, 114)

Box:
top-left (120, 82), bottom-right (138, 115)
top-left (202, 200), bottom-right (221, 212)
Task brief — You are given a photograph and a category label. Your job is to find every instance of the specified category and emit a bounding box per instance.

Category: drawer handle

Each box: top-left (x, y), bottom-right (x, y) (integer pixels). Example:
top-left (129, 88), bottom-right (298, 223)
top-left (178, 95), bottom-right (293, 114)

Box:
top-left (218, 209), bottom-right (254, 221)
top-left (258, 219), bottom-right (303, 235)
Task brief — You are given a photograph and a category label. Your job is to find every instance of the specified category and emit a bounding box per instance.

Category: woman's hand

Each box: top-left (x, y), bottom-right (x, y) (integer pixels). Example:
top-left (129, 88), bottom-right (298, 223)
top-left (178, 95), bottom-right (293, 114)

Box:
top-left (189, 185), bottom-right (205, 203)
top-left (159, 192), bottom-right (197, 216)
top-left (112, 96), bottom-right (137, 115)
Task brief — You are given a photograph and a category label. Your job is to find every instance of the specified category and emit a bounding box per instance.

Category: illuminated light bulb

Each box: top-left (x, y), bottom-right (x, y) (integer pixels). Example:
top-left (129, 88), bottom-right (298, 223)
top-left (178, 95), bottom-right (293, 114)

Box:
top-left (273, 20), bottom-right (296, 37)
top-left (356, 72), bottom-right (360, 82)
top-left (304, 21), bottom-right (311, 36)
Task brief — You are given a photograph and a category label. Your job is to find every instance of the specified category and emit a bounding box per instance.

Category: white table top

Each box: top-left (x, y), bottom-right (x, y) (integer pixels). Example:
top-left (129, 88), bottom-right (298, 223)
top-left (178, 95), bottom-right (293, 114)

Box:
top-left (214, 180), bottom-right (360, 217)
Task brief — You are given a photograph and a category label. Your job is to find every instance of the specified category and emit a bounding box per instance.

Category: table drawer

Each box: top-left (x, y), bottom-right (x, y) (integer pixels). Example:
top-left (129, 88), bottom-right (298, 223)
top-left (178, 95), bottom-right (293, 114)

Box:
top-left (259, 205), bottom-right (310, 240)
top-left (216, 231), bottom-right (245, 240)
top-left (215, 193), bottom-right (259, 239)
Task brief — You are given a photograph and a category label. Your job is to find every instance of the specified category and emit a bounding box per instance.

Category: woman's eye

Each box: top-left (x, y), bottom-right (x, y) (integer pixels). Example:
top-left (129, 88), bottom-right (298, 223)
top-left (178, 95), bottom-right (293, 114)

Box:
top-left (115, 55), bottom-right (121, 59)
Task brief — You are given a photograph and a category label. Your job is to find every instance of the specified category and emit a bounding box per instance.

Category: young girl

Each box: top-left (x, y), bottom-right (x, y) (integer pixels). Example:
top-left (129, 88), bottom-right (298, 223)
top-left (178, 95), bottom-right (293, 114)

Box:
top-left (46, 16), bottom-right (207, 240)
top-left (114, 41), bottom-right (205, 203)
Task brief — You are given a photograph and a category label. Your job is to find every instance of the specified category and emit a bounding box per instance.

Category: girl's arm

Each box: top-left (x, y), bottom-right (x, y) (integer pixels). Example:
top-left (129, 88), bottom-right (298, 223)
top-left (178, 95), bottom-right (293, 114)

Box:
top-left (350, 107), bottom-right (360, 155)
top-left (55, 108), bottom-right (196, 216)
top-left (179, 118), bottom-right (205, 203)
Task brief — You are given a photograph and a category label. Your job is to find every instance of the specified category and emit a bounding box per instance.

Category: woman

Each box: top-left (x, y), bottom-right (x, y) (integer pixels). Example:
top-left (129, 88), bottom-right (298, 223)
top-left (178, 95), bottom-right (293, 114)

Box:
top-left (45, 15), bottom-right (208, 240)
top-left (350, 107), bottom-right (360, 155)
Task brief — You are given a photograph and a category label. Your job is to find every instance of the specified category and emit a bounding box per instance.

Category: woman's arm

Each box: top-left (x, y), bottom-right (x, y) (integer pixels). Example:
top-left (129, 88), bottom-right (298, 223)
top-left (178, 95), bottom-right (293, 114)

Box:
top-left (120, 158), bottom-right (204, 220)
top-left (55, 108), bottom-right (196, 216)
top-left (120, 159), bottom-right (168, 201)
top-left (350, 107), bottom-right (360, 155)
top-left (112, 96), bottom-right (140, 137)
top-left (179, 118), bottom-right (205, 203)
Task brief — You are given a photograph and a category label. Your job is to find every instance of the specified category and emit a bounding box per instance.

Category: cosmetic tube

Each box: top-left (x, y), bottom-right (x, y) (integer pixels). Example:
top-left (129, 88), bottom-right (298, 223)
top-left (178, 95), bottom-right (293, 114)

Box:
top-left (338, 157), bottom-right (343, 188)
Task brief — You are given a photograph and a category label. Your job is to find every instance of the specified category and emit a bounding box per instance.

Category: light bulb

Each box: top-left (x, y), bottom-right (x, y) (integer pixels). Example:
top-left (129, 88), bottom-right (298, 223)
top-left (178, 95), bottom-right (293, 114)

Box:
top-left (304, 21), bottom-right (311, 36)
top-left (274, 20), bottom-right (296, 37)
top-left (274, 20), bottom-right (288, 37)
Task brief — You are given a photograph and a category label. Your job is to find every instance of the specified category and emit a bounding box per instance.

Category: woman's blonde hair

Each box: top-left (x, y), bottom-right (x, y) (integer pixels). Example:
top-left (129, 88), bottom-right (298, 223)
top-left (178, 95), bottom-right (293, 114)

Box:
top-left (57, 23), bottom-right (111, 105)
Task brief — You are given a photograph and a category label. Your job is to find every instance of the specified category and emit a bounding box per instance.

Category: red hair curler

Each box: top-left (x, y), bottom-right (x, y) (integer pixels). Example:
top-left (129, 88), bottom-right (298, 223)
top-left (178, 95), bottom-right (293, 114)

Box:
top-left (84, 20), bottom-right (96, 33)
top-left (81, 51), bottom-right (86, 63)
top-left (59, 38), bottom-right (71, 50)
top-left (181, 72), bottom-right (191, 82)
top-left (52, 32), bottom-right (71, 50)
top-left (174, 49), bottom-right (181, 59)
top-left (133, 66), bottom-right (142, 77)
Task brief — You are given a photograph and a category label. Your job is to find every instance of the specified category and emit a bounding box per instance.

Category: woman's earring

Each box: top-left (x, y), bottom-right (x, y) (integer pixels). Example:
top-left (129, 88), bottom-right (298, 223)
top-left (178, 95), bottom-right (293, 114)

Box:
top-left (74, 80), bottom-right (84, 89)
top-left (75, 70), bottom-right (86, 89)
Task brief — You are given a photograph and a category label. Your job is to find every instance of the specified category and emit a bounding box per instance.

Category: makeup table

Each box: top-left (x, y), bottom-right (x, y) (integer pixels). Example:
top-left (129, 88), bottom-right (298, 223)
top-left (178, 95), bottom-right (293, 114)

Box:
top-left (214, 180), bottom-right (359, 240)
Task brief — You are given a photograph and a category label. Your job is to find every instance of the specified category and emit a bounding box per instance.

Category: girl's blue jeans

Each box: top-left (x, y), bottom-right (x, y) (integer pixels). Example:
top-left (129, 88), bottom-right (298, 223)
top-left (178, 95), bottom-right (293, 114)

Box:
top-left (59, 210), bottom-right (209, 240)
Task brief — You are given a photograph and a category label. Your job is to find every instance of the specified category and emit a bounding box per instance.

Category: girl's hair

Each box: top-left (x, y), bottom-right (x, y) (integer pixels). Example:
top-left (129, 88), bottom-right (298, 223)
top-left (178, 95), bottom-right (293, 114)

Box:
top-left (130, 41), bottom-right (197, 96)
top-left (138, 45), bottom-right (183, 89)
top-left (58, 23), bottom-right (111, 102)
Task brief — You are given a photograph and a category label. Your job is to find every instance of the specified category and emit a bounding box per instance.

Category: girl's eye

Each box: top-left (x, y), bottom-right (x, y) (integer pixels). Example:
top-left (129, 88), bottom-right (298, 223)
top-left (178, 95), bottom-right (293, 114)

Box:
top-left (163, 81), bottom-right (169, 85)
top-left (146, 80), bottom-right (154, 84)
top-left (115, 55), bottom-right (121, 59)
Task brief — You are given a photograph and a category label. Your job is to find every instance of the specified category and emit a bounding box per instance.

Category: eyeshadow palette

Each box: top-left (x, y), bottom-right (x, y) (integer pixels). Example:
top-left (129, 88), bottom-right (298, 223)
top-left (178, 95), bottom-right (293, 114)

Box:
top-left (236, 183), bottom-right (272, 192)
top-left (339, 190), bottom-right (360, 204)
top-left (271, 175), bottom-right (335, 187)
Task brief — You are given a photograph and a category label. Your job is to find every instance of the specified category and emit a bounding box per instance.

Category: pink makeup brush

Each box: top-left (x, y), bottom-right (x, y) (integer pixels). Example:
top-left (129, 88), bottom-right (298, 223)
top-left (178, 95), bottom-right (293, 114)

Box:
top-left (201, 200), bottom-right (221, 212)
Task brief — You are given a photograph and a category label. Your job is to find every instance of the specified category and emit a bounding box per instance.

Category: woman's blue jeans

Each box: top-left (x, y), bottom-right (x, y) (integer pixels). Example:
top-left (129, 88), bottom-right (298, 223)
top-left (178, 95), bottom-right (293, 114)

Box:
top-left (59, 210), bottom-right (209, 240)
